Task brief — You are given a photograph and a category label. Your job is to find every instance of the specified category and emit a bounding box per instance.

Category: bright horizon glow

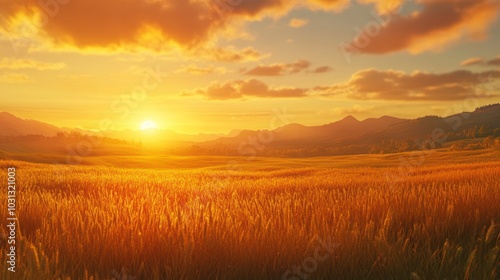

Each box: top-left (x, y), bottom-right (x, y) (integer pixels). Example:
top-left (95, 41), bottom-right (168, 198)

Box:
top-left (140, 120), bottom-right (158, 131)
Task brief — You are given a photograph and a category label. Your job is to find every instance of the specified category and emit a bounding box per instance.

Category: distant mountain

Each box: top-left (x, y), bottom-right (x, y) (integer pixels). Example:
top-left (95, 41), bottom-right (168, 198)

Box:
top-left (0, 112), bottom-right (61, 136)
top-left (199, 104), bottom-right (500, 154)
top-left (1, 104), bottom-right (499, 158)
top-left (0, 112), bottom-right (225, 143)
top-left (204, 114), bottom-right (406, 147)
top-left (365, 104), bottom-right (500, 143)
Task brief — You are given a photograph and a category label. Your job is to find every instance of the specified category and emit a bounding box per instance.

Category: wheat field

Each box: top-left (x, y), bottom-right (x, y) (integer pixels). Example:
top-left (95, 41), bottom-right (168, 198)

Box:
top-left (0, 154), bottom-right (499, 279)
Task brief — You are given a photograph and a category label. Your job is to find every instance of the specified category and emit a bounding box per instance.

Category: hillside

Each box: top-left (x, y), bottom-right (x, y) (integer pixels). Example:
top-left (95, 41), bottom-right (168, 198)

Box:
top-left (0, 112), bottom-right (61, 136)
top-left (193, 104), bottom-right (500, 156)
top-left (1, 104), bottom-right (499, 158)
top-left (204, 115), bottom-right (405, 147)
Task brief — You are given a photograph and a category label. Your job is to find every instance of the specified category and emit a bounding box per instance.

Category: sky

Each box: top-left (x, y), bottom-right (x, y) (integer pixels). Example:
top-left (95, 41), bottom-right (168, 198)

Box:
top-left (0, 0), bottom-right (499, 134)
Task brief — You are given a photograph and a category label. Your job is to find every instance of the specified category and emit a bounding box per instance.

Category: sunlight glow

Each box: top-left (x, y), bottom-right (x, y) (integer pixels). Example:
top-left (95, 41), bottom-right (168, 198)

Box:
top-left (140, 120), bottom-right (157, 131)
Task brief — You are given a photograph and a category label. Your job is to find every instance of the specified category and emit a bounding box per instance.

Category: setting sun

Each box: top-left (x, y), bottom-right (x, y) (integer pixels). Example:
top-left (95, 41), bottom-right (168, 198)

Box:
top-left (140, 120), bottom-right (157, 131)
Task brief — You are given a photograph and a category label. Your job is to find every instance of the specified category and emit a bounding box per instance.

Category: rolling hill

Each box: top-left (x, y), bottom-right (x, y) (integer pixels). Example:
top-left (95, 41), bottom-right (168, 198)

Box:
top-left (0, 112), bottom-right (62, 136)
top-left (0, 112), bottom-right (223, 142)
top-left (204, 115), bottom-right (406, 147)
top-left (1, 104), bottom-right (499, 158)
top-left (197, 104), bottom-right (500, 155)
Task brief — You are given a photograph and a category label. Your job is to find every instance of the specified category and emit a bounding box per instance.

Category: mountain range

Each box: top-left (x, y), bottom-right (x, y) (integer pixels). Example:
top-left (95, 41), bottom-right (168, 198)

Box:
top-left (199, 104), bottom-right (500, 150)
top-left (0, 112), bottom-right (224, 143)
top-left (204, 115), bottom-right (405, 148)
top-left (1, 103), bottom-right (499, 157)
top-left (0, 112), bottom-right (61, 136)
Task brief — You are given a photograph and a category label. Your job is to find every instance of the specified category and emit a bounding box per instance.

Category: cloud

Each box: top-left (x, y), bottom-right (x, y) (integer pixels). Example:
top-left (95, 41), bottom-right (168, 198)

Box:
top-left (244, 59), bottom-right (332, 76)
top-left (357, 0), bottom-right (404, 13)
top-left (487, 56), bottom-right (500, 66)
top-left (314, 84), bottom-right (352, 96)
top-left (175, 64), bottom-right (227, 75)
top-left (459, 55), bottom-right (500, 67)
top-left (310, 66), bottom-right (333, 73)
top-left (2, 0), bottom-right (495, 57)
top-left (0, 58), bottom-right (65, 70)
top-left (460, 57), bottom-right (484, 66)
top-left (343, 0), bottom-right (500, 55)
top-left (0, 0), bottom-right (222, 50)
top-left (244, 64), bottom-right (287, 76)
top-left (0, 0), bottom-right (358, 55)
top-left (306, 0), bottom-right (351, 11)
top-left (318, 68), bottom-right (500, 100)
top-left (0, 73), bottom-right (31, 83)
top-left (289, 18), bottom-right (309, 28)
top-left (200, 46), bottom-right (268, 62)
top-left (187, 79), bottom-right (308, 100)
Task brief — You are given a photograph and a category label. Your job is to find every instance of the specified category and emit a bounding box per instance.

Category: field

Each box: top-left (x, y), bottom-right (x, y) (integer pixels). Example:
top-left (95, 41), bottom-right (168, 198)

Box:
top-left (1, 149), bottom-right (499, 279)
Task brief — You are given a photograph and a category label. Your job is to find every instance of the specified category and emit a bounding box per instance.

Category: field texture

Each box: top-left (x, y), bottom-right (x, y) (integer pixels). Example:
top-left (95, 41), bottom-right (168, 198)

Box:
top-left (0, 155), bottom-right (499, 279)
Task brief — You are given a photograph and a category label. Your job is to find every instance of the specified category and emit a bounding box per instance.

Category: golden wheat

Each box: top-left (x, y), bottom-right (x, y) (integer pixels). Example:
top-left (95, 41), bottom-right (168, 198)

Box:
top-left (0, 159), bottom-right (498, 279)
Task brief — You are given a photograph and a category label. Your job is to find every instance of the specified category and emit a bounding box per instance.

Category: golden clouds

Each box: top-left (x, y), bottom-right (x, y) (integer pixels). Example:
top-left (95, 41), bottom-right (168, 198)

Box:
top-left (1, 0), bottom-right (497, 56)
top-left (460, 57), bottom-right (484, 67)
top-left (0, 58), bottom-right (64, 84)
top-left (186, 79), bottom-right (308, 100)
top-left (244, 60), bottom-right (312, 76)
top-left (1, 0), bottom-right (219, 50)
top-left (289, 18), bottom-right (309, 28)
top-left (306, 0), bottom-right (350, 11)
top-left (200, 46), bottom-right (268, 62)
top-left (243, 60), bottom-right (332, 76)
top-left (0, 58), bottom-right (65, 70)
top-left (344, 0), bottom-right (500, 55)
top-left (489, 57), bottom-right (500, 66)
top-left (460, 55), bottom-right (500, 67)
top-left (0, 0), bottom-right (288, 52)
top-left (0, 73), bottom-right (31, 83)
top-left (357, 0), bottom-right (404, 13)
top-left (311, 66), bottom-right (333, 73)
top-left (319, 68), bottom-right (500, 100)
top-left (175, 64), bottom-right (227, 75)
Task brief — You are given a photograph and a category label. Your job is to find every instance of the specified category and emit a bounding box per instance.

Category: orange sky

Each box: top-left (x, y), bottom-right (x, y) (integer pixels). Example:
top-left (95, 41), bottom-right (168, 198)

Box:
top-left (0, 0), bottom-right (499, 134)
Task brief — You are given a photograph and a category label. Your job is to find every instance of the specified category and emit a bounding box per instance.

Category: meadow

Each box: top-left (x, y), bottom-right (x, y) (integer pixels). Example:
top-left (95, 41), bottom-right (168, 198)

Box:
top-left (0, 149), bottom-right (499, 279)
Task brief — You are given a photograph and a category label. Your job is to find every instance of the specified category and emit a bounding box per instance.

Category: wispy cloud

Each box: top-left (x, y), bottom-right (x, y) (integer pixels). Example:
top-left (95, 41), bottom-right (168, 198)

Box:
top-left (175, 64), bottom-right (227, 75)
top-left (460, 55), bottom-right (500, 67)
top-left (310, 66), bottom-right (333, 73)
top-left (289, 18), bottom-right (309, 28)
top-left (460, 57), bottom-right (485, 66)
top-left (244, 60), bottom-right (311, 76)
top-left (0, 58), bottom-right (65, 70)
top-left (185, 79), bottom-right (309, 100)
top-left (244, 60), bottom-right (331, 76)
top-left (200, 46), bottom-right (268, 62)
top-left (0, 73), bottom-right (31, 83)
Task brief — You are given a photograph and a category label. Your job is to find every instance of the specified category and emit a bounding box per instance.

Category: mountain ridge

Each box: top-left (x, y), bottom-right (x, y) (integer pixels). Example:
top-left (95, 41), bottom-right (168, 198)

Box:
top-left (1, 104), bottom-right (499, 154)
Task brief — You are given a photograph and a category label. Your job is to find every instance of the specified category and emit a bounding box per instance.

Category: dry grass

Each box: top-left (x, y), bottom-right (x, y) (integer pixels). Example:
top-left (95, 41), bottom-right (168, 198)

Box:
top-left (0, 156), bottom-right (499, 279)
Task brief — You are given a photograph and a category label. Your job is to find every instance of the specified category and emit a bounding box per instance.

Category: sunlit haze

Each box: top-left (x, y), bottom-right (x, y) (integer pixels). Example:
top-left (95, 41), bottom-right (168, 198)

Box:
top-left (140, 120), bottom-right (158, 131)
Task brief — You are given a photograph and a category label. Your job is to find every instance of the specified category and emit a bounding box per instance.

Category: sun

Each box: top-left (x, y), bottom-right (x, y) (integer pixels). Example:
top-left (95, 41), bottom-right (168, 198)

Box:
top-left (140, 120), bottom-right (157, 131)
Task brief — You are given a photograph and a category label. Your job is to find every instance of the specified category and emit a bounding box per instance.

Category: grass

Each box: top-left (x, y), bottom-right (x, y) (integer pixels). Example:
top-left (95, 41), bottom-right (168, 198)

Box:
top-left (0, 151), bottom-right (499, 279)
